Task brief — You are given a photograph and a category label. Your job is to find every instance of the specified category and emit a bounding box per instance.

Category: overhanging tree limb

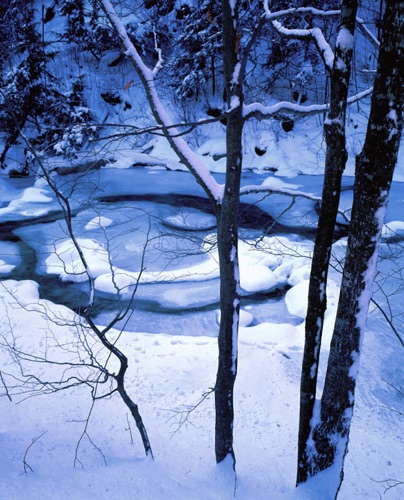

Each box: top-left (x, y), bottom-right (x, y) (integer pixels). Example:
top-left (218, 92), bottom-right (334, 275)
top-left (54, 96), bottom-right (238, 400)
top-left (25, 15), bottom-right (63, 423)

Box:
top-left (243, 88), bottom-right (372, 120)
top-left (97, 0), bottom-right (223, 207)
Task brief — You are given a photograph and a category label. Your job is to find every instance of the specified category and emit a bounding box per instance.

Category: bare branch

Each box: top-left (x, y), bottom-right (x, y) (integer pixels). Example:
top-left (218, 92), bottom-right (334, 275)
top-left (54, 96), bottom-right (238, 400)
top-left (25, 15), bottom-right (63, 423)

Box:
top-left (91, 111), bottom-right (236, 143)
top-left (371, 297), bottom-right (404, 348)
top-left (164, 388), bottom-right (214, 438)
top-left (75, 397), bottom-right (107, 468)
top-left (0, 371), bottom-right (12, 401)
top-left (23, 431), bottom-right (48, 474)
top-left (371, 477), bottom-right (404, 495)
top-left (125, 413), bottom-right (134, 445)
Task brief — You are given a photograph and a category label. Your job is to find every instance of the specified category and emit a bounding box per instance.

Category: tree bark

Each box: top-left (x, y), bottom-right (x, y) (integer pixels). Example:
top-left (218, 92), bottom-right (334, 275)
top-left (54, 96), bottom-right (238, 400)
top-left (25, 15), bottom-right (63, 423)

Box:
top-left (214, 0), bottom-right (244, 467)
top-left (98, 0), bottom-right (245, 468)
top-left (297, 0), bottom-right (358, 484)
top-left (309, 0), bottom-right (403, 494)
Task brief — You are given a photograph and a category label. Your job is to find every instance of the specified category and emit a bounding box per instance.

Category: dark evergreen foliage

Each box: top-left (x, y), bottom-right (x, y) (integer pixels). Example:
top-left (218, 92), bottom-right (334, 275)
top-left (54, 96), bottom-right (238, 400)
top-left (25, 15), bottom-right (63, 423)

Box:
top-left (0, 0), bottom-right (97, 169)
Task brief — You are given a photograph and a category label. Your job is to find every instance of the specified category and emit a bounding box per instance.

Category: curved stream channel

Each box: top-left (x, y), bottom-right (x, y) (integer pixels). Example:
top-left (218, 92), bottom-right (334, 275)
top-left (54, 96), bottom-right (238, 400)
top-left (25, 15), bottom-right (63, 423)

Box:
top-left (0, 168), bottom-right (347, 336)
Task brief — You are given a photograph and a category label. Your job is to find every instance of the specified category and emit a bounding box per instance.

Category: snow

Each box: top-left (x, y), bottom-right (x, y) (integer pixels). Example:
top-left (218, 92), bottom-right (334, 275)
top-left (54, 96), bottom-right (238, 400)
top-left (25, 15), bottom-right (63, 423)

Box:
top-left (84, 216), bottom-right (113, 230)
top-left (163, 210), bottom-right (216, 231)
top-left (285, 279), bottom-right (310, 319)
top-left (2, 161), bottom-right (402, 500)
top-left (243, 100), bottom-right (328, 120)
top-left (0, 180), bottom-right (57, 221)
top-left (230, 95), bottom-right (240, 110)
top-left (336, 27), bottom-right (354, 52)
top-left (381, 220), bottom-right (404, 239)
top-left (231, 62), bottom-right (241, 85)
top-left (2, 273), bottom-right (402, 499)
top-left (240, 264), bottom-right (278, 293)
top-left (1, 163), bottom-right (404, 498)
top-left (1, 2), bottom-right (404, 497)
top-left (285, 278), bottom-right (340, 324)
top-left (312, 27), bottom-right (334, 69)
top-left (0, 242), bottom-right (21, 275)
top-left (45, 238), bottom-right (111, 282)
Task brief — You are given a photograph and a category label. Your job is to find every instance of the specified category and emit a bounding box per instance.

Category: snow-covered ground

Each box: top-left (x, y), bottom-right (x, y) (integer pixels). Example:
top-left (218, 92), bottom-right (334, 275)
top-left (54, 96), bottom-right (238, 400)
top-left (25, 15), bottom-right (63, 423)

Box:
top-left (0, 275), bottom-right (402, 499)
top-left (1, 2), bottom-right (403, 494)
top-left (1, 138), bottom-right (403, 498)
top-left (1, 36), bottom-right (404, 493)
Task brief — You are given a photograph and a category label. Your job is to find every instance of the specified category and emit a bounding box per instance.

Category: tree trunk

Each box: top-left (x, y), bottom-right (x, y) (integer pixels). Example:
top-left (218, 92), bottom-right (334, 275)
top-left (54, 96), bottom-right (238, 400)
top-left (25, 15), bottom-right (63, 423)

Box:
top-left (309, 0), bottom-right (403, 494)
top-left (297, 0), bottom-right (358, 484)
top-left (214, 0), bottom-right (244, 467)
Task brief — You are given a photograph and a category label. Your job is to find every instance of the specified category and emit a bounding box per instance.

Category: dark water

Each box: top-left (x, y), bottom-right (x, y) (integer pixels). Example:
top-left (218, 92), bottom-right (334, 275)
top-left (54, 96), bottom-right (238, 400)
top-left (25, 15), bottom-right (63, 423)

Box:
top-left (1, 171), bottom-right (339, 334)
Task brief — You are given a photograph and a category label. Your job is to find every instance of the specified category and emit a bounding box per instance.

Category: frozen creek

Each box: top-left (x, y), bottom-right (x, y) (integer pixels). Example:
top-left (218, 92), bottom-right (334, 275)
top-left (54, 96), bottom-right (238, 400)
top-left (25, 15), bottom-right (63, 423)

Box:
top-left (0, 166), bottom-right (359, 336)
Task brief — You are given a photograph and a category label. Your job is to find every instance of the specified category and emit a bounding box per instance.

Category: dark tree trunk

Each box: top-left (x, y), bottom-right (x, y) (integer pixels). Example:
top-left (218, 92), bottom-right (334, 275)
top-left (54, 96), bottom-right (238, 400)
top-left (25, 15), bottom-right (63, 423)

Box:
top-left (214, 0), bottom-right (244, 467)
top-left (116, 364), bottom-right (154, 458)
top-left (0, 114), bottom-right (28, 167)
top-left (85, 319), bottom-right (154, 459)
top-left (309, 0), bottom-right (403, 494)
top-left (297, 0), bottom-right (358, 484)
top-left (99, 0), bottom-right (246, 468)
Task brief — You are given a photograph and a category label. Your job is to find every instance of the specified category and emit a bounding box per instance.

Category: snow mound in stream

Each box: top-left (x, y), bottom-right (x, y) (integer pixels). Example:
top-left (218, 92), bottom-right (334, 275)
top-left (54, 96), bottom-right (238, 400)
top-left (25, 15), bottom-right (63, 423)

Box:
top-left (0, 241), bottom-right (21, 275)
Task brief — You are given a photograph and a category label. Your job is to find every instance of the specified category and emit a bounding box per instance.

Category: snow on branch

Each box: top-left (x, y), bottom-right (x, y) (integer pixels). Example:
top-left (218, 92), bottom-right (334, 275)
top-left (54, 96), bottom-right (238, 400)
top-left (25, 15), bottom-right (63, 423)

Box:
top-left (243, 87), bottom-right (373, 121)
top-left (263, 3), bottom-right (380, 73)
top-left (263, 3), bottom-right (340, 21)
top-left (356, 17), bottom-right (380, 50)
top-left (152, 27), bottom-right (163, 76)
top-left (269, 20), bottom-right (334, 71)
top-left (240, 183), bottom-right (321, 202)
top-left (243, 100), bottom-right (327, 120)
top-left (346, 87), bottom-right (373, 104)
top-left (97, 0), bottom-right (224, 204)
top-left (240, 181), bottom-right (350, 224)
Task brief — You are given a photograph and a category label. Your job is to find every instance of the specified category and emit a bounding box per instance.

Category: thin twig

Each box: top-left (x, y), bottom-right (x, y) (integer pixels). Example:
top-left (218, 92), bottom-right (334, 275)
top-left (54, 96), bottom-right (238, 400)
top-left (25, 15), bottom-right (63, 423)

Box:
top-left (0, 371), bottom-right (12, 401)
top-left (125, 413), bottom-right (134, 444)
top-left (164, 388), bottom-right (214, 438)
top-left (23, 431), bottom-right (48, 474)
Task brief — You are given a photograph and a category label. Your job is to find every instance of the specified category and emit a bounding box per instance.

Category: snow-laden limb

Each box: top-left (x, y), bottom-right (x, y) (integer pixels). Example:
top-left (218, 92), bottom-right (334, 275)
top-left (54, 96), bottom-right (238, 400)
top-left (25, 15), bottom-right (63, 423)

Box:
top-left (240, 182), bottom-right (321, 202)
top-left (152, 28), bottom-right (163, 77)
top-left (310, 28), bottom-right (335, 70)
top-left (263, 2), bottom-right (340, 71)
top-left (243, 87), bottom-right (372, 121)
top-left (262, 0), bottom-right (376, 43)
top-left (263, 2), bottom-right (340, 20)
top-left (243, 100), bottom-right (327, 120)
top-left (263, 3), bottom-right (380, 75)
top-left (356, 16), bottom-right (380, 50)
top-left (97, 0), bottom-right (224, 204)
top-left (271, 21), bottom-right (334, 71)
top-left (346, 87), bottom-right (373, 104)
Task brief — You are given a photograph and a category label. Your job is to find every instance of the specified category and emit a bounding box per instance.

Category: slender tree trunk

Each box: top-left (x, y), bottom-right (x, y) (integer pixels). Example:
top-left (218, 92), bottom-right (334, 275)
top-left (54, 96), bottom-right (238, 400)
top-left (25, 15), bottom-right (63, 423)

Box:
top-left (309, 1), bottom-right (403, 495)
top-left (99, 0), bottom-right (246, 468)
top-left (214, 0), bottom-right (244, 467)
top-left (297, 0), bottom-right (358, 484)
top-left (115, 358), bottom-right (154, 458)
